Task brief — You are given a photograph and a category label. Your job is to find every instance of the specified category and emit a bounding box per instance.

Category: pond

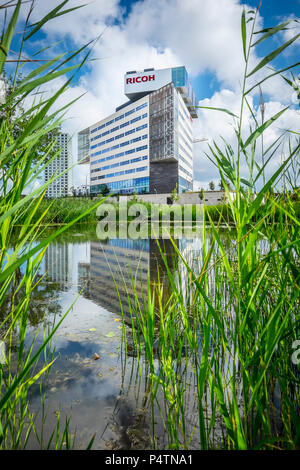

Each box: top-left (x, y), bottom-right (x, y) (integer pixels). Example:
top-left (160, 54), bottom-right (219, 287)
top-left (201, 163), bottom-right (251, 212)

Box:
top-left (17, 225), bottom-right (212, 450)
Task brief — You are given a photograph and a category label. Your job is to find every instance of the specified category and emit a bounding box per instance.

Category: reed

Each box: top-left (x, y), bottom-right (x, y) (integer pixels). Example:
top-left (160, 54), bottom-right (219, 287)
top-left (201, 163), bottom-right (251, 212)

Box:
top-left (119, 3), bottom-right (300, 450)
top-left (0, 1), bottom-right (101, 449)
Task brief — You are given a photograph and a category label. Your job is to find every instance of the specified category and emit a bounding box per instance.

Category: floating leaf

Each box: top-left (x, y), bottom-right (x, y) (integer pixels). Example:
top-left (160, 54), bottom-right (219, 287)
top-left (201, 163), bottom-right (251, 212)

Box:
top-left (105, 332), bottom-right (115, 338)
top-left (114, 318), bottom-right (121, 322)
top-left (97, 373), bottom-right (103, 378)
top-left (89, 328), bottom-right (96, 332)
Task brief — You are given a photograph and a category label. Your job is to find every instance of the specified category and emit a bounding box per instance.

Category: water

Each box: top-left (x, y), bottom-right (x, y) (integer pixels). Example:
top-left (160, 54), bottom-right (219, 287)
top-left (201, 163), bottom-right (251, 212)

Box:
top-left (17, 226), bottom-right (207, 450)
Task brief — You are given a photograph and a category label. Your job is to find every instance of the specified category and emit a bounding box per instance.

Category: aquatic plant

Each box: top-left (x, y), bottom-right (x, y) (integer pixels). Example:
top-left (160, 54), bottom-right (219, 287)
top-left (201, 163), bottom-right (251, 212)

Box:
top-left (0, 0), bottom-right (101, 449)
top-left (120, 3), bottom-right (300, 450)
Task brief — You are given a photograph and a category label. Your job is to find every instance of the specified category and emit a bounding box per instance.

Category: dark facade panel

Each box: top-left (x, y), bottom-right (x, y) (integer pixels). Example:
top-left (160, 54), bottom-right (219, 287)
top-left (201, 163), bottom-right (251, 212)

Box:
top-left (149, 160), bottom-right (178, 194)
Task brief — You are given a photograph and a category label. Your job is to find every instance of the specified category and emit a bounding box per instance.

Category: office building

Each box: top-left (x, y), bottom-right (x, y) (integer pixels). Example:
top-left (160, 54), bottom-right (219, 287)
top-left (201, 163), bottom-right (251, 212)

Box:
top-left (78, 66), bottom-right (198, 195)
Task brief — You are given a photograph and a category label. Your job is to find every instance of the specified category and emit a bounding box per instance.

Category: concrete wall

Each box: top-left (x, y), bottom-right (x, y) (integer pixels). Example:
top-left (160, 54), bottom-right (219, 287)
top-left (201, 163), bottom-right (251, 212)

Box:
top-left (116, 190), bottom-right (235, 206)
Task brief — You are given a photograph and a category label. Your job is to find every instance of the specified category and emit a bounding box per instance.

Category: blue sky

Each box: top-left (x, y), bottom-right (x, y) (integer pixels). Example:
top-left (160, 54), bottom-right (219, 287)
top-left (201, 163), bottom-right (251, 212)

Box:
top-left (3, 0), bottom-right (300, 190)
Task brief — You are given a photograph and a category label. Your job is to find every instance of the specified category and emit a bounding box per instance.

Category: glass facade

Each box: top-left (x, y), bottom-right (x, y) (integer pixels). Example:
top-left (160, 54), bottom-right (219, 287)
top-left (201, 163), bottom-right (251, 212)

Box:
top-left (172, 66), bottom-right (197, 111)
top-left (89, 98), bottom-right (149, 194)
top-left (77, 127), bottom-right (90, 164)
top-left (90, 103), bottom-right (147, 134)
top-left (90, 164), bottom-right (148, 180)
top-left (178, 175), bottom-right (193, 192)
top-left (90, 176), bottom-right (149, 195)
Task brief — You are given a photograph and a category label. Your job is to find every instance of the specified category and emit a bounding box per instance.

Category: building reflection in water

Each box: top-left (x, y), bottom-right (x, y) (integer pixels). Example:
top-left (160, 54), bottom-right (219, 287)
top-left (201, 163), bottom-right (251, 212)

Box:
top-left (44, 242), bottom-right (73, 284)
top-left (44, 237), bottom-right (200, 318)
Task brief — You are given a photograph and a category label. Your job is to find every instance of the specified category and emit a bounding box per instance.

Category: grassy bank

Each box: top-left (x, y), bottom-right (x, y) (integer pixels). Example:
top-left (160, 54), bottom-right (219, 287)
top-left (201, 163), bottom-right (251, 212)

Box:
top-left (17, 197), bottom-right (233, 225)
top-left (17, 196), bottom-right (299, 227)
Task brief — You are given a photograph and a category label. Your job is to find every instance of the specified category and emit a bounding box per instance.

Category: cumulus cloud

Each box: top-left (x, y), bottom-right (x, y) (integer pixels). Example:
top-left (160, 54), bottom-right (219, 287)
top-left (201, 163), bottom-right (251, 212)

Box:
top-left (193, 90), bottom-right (300, 190)
top-left (11, 0), bottom-right (300, 188)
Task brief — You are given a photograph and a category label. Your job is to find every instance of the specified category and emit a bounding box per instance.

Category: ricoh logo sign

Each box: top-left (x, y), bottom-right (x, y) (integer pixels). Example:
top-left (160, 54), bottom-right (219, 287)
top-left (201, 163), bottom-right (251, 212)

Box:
top-left (124, 68), bottom-right (172, 97)
top-left (126, 74), bottom-right (155, 84)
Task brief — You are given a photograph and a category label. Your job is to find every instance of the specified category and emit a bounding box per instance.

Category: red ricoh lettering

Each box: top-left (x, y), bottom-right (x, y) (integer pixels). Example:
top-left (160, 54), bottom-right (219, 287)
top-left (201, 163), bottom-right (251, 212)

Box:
top-left (126, 75), bottom-right (155, 84)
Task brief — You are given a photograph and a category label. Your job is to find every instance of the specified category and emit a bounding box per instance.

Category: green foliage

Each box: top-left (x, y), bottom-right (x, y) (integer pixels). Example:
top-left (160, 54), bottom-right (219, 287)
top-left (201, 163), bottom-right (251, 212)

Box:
top-left (199, 188), bottom-right (205, 201)
top-left (16, 197), bottom-right (98, 225)
top-left (118, 5), bottom-right (300, 450)
top-left (170, 183), bottom-right (179, 203)
top-left (132, 189), bottom-right (138, 203)
top-left (0, 1), bottom-right (102, 449)
top-left (1, 72), bottom-right (62, 169)
top-left (99, 183), bottom-right (110, 197)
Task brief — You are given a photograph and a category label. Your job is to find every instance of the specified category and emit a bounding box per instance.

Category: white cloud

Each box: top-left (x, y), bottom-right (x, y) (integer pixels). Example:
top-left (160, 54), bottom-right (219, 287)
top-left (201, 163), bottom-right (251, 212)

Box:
top-left (193, 89), bottom-right (300, 190)
top-left (12, 0), bottom-right (299, 189)
top-left (280, 15), bottom-right (300, 47)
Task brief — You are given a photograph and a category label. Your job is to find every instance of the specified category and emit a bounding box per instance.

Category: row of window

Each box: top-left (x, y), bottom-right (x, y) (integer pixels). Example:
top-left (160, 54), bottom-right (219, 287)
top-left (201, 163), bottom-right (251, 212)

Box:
top-left (90, 102), bottom-right (148, 134)
top-left (178, 109), bottom-right (190, 126)
top-left (105, 238), bottom-right (149, 252)
top-left (91, 145), bottom-right (149, 166)
top-left (179, 152), bottom-right (193, 170)
top-left (91, 133), bottom-right (147, 150)
top-left (91, 143), bottom-right (148, 159)
top-left (178, 96), bottom-right (192, 123)
top-left (91, 176), bottom-right (149, 193)
top-left (91, 165), bottom-right (148, 182)
top-left (179, 164), bottom-right (193, 179)
top-left (178, 142), bottom-right (192, 160)
top-left (179, 131), bottom-right (193, 152)
top-left (179, 120), bottom-right (193, 144)
top-left (91, 155), bottom-right (148, 174)
top-left (91, 123), bottom-right (148, 142)
top-left (178, 175), bottom-right (193, 192)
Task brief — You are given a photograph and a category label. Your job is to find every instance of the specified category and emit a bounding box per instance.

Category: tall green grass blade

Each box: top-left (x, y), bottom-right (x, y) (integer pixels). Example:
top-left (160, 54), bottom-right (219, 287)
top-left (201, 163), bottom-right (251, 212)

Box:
top-left (0, 0), bottom-right (21, 74)
top-left (252, 20), bottom-right (292, 47)
top-left (24, 0), bottom-right (69, 40)
top-left (241, 8), bottom-right (247, 61)
top-left (195, 105), bottom-right (239, 119)
top-left (247, 33), bottom-right (300, 77)
top-left (243, 107), bottom-right (288, 148)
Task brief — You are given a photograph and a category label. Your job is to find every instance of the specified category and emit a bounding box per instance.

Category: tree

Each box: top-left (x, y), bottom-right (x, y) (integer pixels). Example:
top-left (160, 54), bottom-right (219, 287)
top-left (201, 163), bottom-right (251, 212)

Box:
top-left (100, 183), bottom-right (110, 197)
top-left (209, 180), bottom-right (215, 191)
top-left (170, 183), bottom-right (179, 204)
top-left (1, 72), bottom-right (62, 169)
top-left (219, 179), bottom-right (231, 190)
top-left (132, 189), bottom-right (138, 202)
top-left (199, 188), bottom-right (205, 203)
